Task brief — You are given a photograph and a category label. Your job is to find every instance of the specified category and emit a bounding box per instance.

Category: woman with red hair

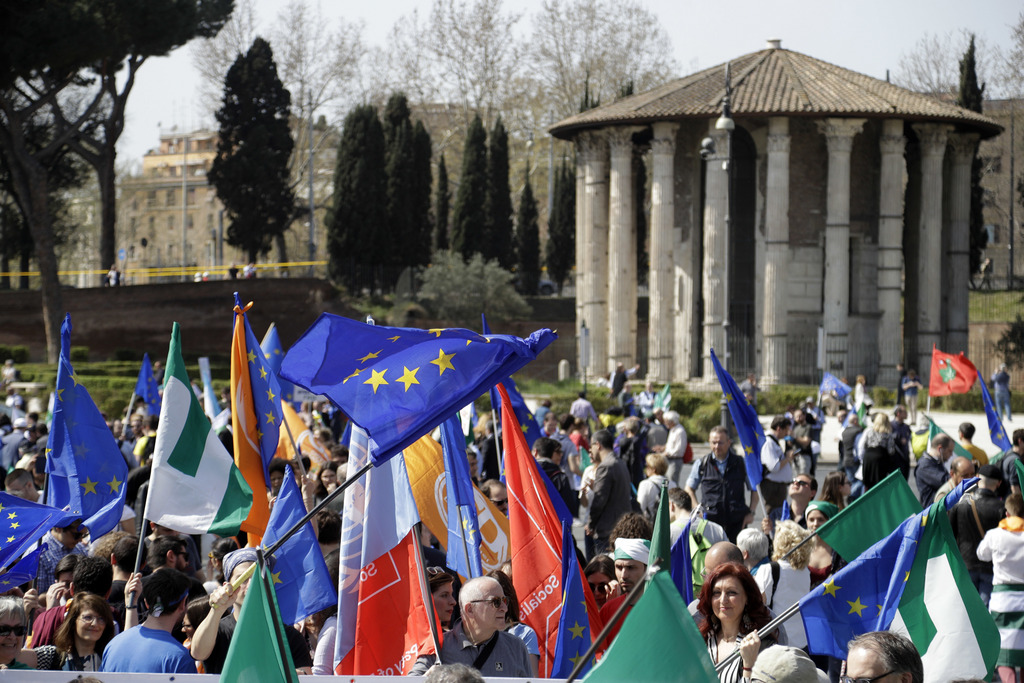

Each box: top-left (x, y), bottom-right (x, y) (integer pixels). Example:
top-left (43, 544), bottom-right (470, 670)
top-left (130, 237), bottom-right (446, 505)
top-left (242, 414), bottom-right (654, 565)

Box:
top-left (697, 563), bottom-right (777, 683)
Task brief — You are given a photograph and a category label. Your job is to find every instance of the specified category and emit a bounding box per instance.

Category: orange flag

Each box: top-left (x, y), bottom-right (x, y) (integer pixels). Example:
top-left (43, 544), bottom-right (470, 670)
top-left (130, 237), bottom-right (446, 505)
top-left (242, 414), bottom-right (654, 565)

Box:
top-left (500, 383), bottom-right (601, 676)
top-left (275, 401), bottom-right (330, 467)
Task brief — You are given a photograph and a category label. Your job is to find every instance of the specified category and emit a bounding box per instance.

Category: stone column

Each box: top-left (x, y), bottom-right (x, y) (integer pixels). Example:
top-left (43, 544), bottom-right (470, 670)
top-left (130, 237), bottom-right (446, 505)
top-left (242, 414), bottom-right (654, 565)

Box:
top-left (913, 123), bottom-right (953, 369)
top-left (648, 122), bottom-right (678, 382)
top-left (877, 119), bottom-right (907, 387)
top-left (581, 131), bottom-right (610, 379)
top-left (607, 127), bottom-right (641, 371)
top-left (818, 118), bottom-right (865, 378)
top-left (762, 117), bottom-right (791, 386)
top-left (574, 135), bottom-right (588, 344)
top-left (946, 132), bottom-right (979, 355)
top-left (701, 123), bottom-right (730, 380)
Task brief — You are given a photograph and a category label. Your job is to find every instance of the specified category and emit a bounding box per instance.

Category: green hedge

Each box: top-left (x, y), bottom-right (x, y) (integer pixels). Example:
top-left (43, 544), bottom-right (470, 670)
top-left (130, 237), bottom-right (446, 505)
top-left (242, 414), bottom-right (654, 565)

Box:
top-left (0, 346), bottom-right (30, 363)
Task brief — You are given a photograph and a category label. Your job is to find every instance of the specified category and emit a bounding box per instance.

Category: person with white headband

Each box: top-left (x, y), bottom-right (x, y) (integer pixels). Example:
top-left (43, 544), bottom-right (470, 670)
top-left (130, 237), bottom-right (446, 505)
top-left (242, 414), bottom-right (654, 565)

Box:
top-left (597, 538), bottom-right (651, 651)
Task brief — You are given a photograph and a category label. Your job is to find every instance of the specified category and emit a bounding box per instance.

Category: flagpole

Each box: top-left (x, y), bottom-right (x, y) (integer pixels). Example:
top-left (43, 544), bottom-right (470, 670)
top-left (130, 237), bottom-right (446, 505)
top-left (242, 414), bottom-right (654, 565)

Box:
top-left (714, 601), bottom-right (802, 674)
top-left (455, 505), bottom-right (475, 578)
top-left (280, 417), bottom-right (307, 477)
top-left (256, 546), bottom-right (301, 683)
top-left (565, 560), bottom-right (662, 683)
top-left (123, 391), bottom-right (137, 424)
top-left (492, 405), bottom-right (503, 478)
top-left (412, 522), bottom-right (444, 665)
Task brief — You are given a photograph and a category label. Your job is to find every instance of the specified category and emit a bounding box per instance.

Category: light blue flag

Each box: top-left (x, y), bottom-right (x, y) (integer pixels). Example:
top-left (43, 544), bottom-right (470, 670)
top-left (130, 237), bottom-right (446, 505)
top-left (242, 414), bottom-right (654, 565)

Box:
top-left (980, 377), bottom-right (1012, 453)
top-left (709, 349), bottom-right (765, 490)
top-left (134, 352), bottom-right (162, 415)
top-left (819, 372), bottom-right (852, 401)
top-left (440, 416), bottom-right (482, 578)
top-left (197, 357), bottom-right (221, 421)
top-left (0, 493), bottom-right (78, 573)
top-left (46, 315), bottom-right (129, 540)
top-left (262, 466), bottom-right (336, 624)
top-left (260, 323), bottom-right (302, 409)
top-left (551, 520), bottom-right (592, 678)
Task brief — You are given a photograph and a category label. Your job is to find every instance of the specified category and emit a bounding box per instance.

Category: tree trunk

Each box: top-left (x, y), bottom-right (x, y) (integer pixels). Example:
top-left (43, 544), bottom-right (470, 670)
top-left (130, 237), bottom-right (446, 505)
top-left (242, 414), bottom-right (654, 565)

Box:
top-left (18, 252), bottom-right (29, 290)
top-left (275, 233), bottom-right (287, 265)
top-left (97, 147), bottom-right (117, 273)
top-left (0, 253), bottom-right (8, 290)
top-left (27, 178), bottom-right (63, 361)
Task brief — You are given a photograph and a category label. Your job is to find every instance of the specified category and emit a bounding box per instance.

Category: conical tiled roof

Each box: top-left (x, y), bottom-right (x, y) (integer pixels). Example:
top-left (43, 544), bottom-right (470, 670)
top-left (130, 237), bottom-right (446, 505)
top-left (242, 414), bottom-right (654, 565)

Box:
top-left (550, 44), bottom-right (1001, 139)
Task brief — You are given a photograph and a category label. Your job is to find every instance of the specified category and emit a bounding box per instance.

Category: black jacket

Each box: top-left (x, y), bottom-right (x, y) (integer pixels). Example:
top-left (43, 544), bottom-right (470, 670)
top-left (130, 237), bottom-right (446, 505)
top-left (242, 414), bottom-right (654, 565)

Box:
top-left (950, 488), bottom-right (1005, 573)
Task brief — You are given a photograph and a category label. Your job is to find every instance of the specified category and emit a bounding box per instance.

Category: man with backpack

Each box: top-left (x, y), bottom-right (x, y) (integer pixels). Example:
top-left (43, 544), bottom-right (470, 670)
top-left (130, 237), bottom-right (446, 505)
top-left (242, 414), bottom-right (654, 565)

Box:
top-left (668, 488), bottom-right (727, 597)
top-left (684, 425), bottom-right (758, 542)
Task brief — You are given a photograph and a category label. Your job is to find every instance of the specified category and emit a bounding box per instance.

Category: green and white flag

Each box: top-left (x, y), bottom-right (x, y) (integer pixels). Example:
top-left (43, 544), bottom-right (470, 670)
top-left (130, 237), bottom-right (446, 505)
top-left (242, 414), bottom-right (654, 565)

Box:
top-left (890, 501), bottom-right (999, 683)
top-left (654, 384), bottom-right (672, 411)
top-left (145, 322), bottom-right (253, 536)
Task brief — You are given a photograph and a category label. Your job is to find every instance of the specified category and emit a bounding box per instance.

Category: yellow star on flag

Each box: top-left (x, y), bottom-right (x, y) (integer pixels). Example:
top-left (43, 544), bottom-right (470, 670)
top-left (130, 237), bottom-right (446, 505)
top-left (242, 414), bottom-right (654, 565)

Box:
top-left (6, 513), bottom-right (14, 520)
top-left (259, 366), bottom-right (268, 380)
top-left (272, 571), bottom-right (283, 584)
top-left (342, 368), bottom-right (362, 384)
top-left (364, 369), bottom-right (389, 394)
top-left (847, 597), bottom-right (866, 617)
top-left (743, 445), bottom-right (753, 455)
top-left (56, 388), bottom-right (64, 402)
top-left (264, 411), bottom-right (277, 426)
top-left (107, 476), bottom-right (123, 494)
top-left (9, 522), bottom-right (18, 530)
top-left (823, 579), bottom-right (840, 597)
top-left (81, 478), bottom-right (99, 495)
top-left (568, 621), bottom-right (585, 639)
top-left (570, 654), bottom-right (583, 667)
top-left (430, 349), bottom-right (456, 376)
top-left (69, 372), bottom-right (82, 387)
top-left (397, 366), bottom-right (420, 392)
top-left (387, 335), bottom-right (401, 342)
top-left (266, 388), bottom-right (276, 402)
top-left (724, 393), bottom-right (733, 402)
top-left (357, 349), bottom-right (381, 363)
top-left (247, 349), bottom-right (257, 364)
top-left (5, 537), bottom-right (12, 544)
top-left (428, 328), bottom-right (445, 337)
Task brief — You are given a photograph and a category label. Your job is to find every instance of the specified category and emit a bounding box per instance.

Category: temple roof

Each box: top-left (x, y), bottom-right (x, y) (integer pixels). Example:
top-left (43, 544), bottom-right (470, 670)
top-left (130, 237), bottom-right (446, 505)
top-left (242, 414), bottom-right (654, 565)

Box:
top-left (549, 43), bottom-right (1002, 139)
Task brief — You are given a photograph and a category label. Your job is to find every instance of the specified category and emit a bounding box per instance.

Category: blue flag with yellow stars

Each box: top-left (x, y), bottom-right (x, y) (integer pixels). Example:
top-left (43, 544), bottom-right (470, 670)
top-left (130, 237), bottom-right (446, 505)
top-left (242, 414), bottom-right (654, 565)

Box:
top-left (0, 547), bottom-right (41, 589)
top-left (551, 519), bottom-right (591, 678)
top-left (980, 377), bottom-right (1012, 453)
top-left (440, 415), bottom-right (482, 578)
top-left (133, 352), bottom-right (161, 415)
top-left (260, 323), bottom-right (302, 410)
top-left (799, 507), bottom-right (925, 659)
top-left (262, 465), bottom-right (336, 625)
top-left (818, 372), bottom-right (852, 401)
top-left (481, 316), bottom-right (544, 450)
top-left (280, 314), bottom-right (556, 467)
top-left (710, 349), bottom-right (765, 490)
top-left (0, 493), bottom-right (78, 573)
top-left (45, 315), bottom-right (129, 540)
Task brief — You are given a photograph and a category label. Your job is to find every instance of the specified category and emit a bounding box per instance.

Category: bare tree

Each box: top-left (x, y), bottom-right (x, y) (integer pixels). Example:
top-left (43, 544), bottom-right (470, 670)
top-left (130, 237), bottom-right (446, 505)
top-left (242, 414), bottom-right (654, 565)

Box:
top-left (529, 0), bottom-right (677, 118)
top-left (360, 10), bottom-right (441, 109)
top-left (190, 0), bottom-right (259, 111)
top-left (893, 29), bottom-right (997, 97)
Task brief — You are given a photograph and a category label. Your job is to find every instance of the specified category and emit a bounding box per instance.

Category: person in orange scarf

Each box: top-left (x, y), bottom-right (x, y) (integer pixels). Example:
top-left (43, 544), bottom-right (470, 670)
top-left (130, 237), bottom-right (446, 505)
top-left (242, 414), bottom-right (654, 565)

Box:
top-left (977, 492), bottom-right (1024, 683)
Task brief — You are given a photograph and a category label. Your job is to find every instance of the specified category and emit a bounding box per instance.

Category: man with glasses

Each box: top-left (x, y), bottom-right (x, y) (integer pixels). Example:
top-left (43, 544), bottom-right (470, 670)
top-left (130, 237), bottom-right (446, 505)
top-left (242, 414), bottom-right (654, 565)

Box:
top-left (480, 480), bottom-right (509, 516)
top-left (409, 576), bottom-right (532, 677)
top-left (843, 631), bottom-right (922, 683)
top-left (762, 474), bottom-right (817, 535)
top-left (37, 519), bottom-right (89, 597)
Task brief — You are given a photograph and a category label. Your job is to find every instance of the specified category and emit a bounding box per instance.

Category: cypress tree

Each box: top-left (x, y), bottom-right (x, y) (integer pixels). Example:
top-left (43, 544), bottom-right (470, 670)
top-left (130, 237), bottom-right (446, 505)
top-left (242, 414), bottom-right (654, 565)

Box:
top-left (208, 37), bottom-right (295, 262)
top-left (325, 104), bottom-right (387, 289)
top-left (545, 159), bottom-right (575, 294)
top-left (956, 35), bottom-right (986, 277)
top-left (434, 155), bottom-right (450, 252)
top-left (383, 93), bottom-right (417, 269)
top-left (485, 116), bottom-right (514, 269)
top-left (516, 170), bottom-right (540, 295)
top-left (412, 120), bottom-right (433, 266)
top-left (451, 114), bottom-right (488, 259)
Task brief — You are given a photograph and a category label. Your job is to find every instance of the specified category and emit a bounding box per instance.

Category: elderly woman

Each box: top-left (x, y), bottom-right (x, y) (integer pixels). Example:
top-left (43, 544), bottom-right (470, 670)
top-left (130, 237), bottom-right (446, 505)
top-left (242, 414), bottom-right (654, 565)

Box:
top-left (697, 563), bottom-right (777, 683)
top-left (736, 529), bottom-right (775, 607)
top-left (771, 521), bottom-right (811, 650)
top-left (636, 453), bottom-right (670, 519)
top-left (0, 596), bottom-right (32, 670)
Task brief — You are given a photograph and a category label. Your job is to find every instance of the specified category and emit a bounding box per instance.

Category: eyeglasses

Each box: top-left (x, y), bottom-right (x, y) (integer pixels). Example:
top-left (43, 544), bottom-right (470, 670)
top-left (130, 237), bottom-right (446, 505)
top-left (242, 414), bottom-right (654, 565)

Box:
top-left (64, 528), bottom-right (87, 539)
top-left (490, 498), bottom-right (508, 508)
top-left (470, 596), bottom-right (508, 609)
top-left (588, 582), bottom-right (608, 593)
top-left (790, 480), bottom-right (811, 488)
top-left (0, 625), bottom-right (26, 637)
top-left (78, 614), bottom-right (106, 626)
top-left (840, 673), bottom-right (895, 683)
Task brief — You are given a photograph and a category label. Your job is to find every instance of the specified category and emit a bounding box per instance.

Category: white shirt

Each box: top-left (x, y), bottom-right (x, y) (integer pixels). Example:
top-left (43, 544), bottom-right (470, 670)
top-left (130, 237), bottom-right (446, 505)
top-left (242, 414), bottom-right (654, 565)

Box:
top-left (771, 561), bottom-right (809, 648)
top-left (761, 436), bottom-right (792, 483)
top-left (665, 424), bottom-right (688, 460)
top-left (977, 525), bottom-right (1024, 585)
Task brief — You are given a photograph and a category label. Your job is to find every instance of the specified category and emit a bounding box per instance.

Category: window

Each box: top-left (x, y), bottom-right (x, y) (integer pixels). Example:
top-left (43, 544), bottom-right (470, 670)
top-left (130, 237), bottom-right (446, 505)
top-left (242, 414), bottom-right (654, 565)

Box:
top-left (146, 191), bottom-right (157, 208)
top-left (187, 188), bottom-right (197, 205)
top-left (166, 189), bottom-right (176, 207)
top-left (167, 216), bottom-right (174, 231)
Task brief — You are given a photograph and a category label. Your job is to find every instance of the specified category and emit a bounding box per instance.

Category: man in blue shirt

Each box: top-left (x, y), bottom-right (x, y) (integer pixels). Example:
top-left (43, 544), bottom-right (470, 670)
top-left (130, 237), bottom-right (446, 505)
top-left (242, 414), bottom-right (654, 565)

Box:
top-left (992, 364), bottom-right (1012, 423)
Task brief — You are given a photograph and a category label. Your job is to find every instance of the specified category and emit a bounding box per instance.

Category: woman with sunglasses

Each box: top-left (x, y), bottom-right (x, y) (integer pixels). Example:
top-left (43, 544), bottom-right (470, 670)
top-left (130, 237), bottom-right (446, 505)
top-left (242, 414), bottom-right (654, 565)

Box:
top-left (0, 596), bottom-right (31, 670)
top-left (24, 593), bottom-right (115, 671)
top-left (697, 563), bottom-right (777, 683)
top-left (584, 555), bottom-right (616, 609)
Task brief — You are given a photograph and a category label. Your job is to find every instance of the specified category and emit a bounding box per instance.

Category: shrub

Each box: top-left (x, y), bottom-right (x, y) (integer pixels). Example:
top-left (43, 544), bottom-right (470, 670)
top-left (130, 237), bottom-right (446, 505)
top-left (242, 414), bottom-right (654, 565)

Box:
top-left (0, 345), bottom-right (30, 363)
top-left (70, 346), bottom-right (89, 363)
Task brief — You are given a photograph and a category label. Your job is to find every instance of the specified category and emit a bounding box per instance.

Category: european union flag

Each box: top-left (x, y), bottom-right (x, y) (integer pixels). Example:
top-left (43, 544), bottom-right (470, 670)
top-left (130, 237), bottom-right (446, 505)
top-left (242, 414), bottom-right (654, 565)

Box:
top-left (819, 372), bottom-right (852, 401)
top-left (481, 315), bottom-right (543, 449)
top-left (439, 415), bottom-right (482, 578)
top-left (671, 515), bottom-right (696, 602)
top-left (261, 323), bottom-right (302, 409)
top-left (710, 349), bottom-right (765, 489)
top-left (799, 509), bottom-right (924, 659)
top-left (980, 377), bottom-right (1012, 453)
top-left (0, 493), bottom-right (78, 573)
top-left (280, 314), bottom-right (555, 466)
top-left (134, 352), bottom-right (162, 415)
top-left (551, 520), bottom-right (591, 678)
top-left (0, 547), bottom-right (41, 589)
top-left (262, 465), bottom-right (336, 624)
top-left (46, 315), bottom-right (129, 540)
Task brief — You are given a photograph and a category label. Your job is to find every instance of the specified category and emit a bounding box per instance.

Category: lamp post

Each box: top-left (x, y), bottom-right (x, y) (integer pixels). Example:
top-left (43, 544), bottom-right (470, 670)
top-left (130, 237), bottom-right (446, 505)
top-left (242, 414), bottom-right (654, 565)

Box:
top-left (580, 319), bottom-right (590, 395)
top-left (181, 129), bottom-right (189, 282)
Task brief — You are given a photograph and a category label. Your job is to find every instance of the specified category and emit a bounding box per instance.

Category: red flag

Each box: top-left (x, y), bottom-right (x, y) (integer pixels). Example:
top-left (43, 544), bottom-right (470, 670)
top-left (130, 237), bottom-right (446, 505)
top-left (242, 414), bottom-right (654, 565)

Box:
top-left (499, 383), bottom-right (601, 676)
top-left (928, 346), bottom-right (978, 396)
top-left (337, 530), bottom-right (439, 675)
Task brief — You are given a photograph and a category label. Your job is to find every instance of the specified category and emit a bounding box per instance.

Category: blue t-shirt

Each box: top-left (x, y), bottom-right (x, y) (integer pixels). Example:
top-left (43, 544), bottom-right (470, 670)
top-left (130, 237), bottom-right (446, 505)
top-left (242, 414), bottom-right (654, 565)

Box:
top-left (101, 625), bottom-right (196, 674)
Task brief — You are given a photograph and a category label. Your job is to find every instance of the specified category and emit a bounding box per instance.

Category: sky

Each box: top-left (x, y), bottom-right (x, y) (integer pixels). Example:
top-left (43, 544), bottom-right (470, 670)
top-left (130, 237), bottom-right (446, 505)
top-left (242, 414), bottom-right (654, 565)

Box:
top-left (117, 0), bottom-right (1022, 163)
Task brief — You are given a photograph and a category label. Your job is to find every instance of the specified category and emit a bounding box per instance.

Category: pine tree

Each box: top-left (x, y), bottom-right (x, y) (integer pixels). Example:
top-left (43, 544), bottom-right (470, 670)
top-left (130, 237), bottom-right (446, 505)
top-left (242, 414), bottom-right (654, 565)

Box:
top-left (485, 116), bottom-right (514, 268)
top-left (451, 114), bottom-right (489, 259)
top-left (208, 37), bottom-right (295, 262)
top-left (545, 159), bottom-right (575, 294)
top-left (434, 155), bottom-right (450, 252)
top-left (325, 104), bottom-right (387, 290)
top-left (412, 120), bottom-right (433, 266)
top-left (956, 35), bottom-right (986, 277)
top-left (383, 93), bottom-right (417, 269)
top-left (516, 169), bottom-right (541, 295)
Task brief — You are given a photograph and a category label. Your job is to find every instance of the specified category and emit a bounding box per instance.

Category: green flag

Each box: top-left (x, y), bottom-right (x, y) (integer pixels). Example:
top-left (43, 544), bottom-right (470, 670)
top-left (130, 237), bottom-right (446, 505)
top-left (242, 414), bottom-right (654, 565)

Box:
top-left (220, 563), bottom-right (299, 683)
top-left (648, 484), bottom-right (671, 578)
top-left (584, 570), bottom-right (717, 683)
top-left (816, 470), bottom-right (918, 559)
top-left (1015, 458), bottom-right (1024, 492)
top-left (927, 417), bottom-right (973, 461)
top-left (654, 384), bottom-right (672, 411)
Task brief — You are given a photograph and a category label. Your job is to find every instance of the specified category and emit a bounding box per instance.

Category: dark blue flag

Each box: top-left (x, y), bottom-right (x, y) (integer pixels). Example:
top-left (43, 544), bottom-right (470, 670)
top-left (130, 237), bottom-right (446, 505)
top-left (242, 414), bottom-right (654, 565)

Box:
top-left (262, 466), bottom-right (336, 625)
top-left (819, 372), bottom-right (852, 401)
top-left (280, 314), bottom-right (555, 466)
top-left (439, 416), bottom-right (482, 578)
top-left (260, 323), bottom-right (302, 410)
top-left (551, 520), bottom-right (592, 678)
top-left (980, 377), bottom-right (1012, 453)
top-left (710, 349), bottom-right (765, 489)
top-left (0, 547), bottom-right (41, 589)
top-left (799, 509), bottom-right (924, 659)
top-left (0, 493), bottom-right (78, 573)
top-left (46, 315), bottom-right (129, 540)
top-left (134, 352), bottom-right (162, 415)
top-left (671, 516), bottom-right (695, 603)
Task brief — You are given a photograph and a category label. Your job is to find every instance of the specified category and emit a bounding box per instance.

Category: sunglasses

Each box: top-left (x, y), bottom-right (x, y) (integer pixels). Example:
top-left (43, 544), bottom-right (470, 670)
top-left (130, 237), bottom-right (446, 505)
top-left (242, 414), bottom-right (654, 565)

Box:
top-left (490, 498), bottom-right (508, 507)
top-left (426, 566), bottom-right (448, 576)
top-left (588, 581), bottom-right (609, 593)
top-left (840, 673), bottom-right (895, 683)
top-left (64, 528), bottom-right (87, 539)
top-left (0, 625), bottom-right (26, 637)
top-left (471, 596), bottom-right (509, 609)
top-left (790, 480), bottom-right (811, 488)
